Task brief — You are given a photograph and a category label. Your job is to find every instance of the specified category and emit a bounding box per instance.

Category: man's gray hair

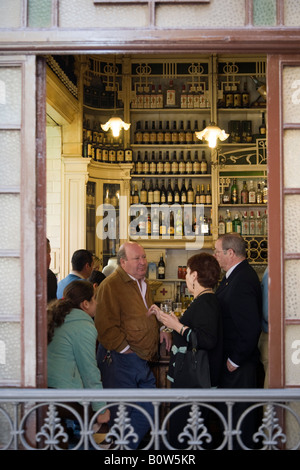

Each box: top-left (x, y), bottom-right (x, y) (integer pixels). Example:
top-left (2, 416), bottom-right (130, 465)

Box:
top-left (218, 233), bottom-right (247, 258)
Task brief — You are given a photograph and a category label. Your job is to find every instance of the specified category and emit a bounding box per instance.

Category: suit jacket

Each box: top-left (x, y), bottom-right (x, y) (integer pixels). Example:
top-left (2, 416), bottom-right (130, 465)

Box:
top-left (216, 259), bottom-right (262, 367)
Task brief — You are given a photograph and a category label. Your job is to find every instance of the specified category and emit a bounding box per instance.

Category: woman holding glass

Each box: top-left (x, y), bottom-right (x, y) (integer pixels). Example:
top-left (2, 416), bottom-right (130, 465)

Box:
top-left (148, 253), bottom-right (223, 448)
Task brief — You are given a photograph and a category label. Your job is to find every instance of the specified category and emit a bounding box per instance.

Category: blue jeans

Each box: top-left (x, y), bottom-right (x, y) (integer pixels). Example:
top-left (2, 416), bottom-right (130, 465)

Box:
top-left (97, 344), bottom-right (156, 449)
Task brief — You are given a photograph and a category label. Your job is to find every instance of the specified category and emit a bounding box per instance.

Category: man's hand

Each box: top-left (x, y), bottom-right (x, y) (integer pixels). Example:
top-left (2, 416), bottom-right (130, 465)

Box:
top-left (160, 329), bottom-right (172, 352)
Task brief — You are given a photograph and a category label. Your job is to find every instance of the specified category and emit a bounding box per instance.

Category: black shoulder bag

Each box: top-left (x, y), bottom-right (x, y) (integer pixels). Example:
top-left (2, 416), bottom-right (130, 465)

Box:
top-left (173, 330), bottom-right (211, 388)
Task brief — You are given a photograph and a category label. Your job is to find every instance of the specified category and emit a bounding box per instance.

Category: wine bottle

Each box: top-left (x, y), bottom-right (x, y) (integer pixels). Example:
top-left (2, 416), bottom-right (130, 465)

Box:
top-left (157, 151), bottom-right (164, 175)
top-left (135, 151), bottom-right (143, 175)
top-left (186, 151), bottom-right (193, 175)
top-left (142, 151), bottom-right (149, 174)
top-left (179, 151), bottom-right (186, 174)
top-left (142, 121), bottom-right (150, 145)
top-left (200, 151), bottom-right (208, 174)
top-left (171, 151), bottom-right (179, 175)
top-left (187, 179), bottom-right (194, 204)
top-left (156, 84), bottom-right (163, 109)
top-left (148, 179), bottom-right (154, 204)
top-left (150, 121), bottom-right (157, 144)
top-left (171, 121), bottom-right (179, 145)
top-left (157, 121), bottom-right (164, 145)
top-left (185, 120), bottom-right (193, 145)
top-left (250, 76), bottom-right (267, 99)
top-left (241, 180), bottom-right (249, 204)
top-left (140, 178), bottom-right (147, 204)
top-left (193, 150), bottom-right (200, 174)
top-left (160, 179), bottom-right (167, 203)
top-left (164, 121), bottom-right (171, 145)
top-left (167, 179), bottom-right (174, 204)
top-left (152, 209), bottom-right (159, 236)
top-left (180, 84), bottom-right (187, 109)
top-left (179, 121), bottom-right (186, 145)
top-left (231, 178), bottom-right (238, 204)
top-left (160, 212), bottom-right (167, 237)
top-left (180, 178), bottom-right (187, 204)
top-left (173, 179), bottom-right (180, 204)
top-left (149, 151), bottom-right (157, 175)
top-left (259, 112), bottom-right (266, 135)
top-left (153, 180), bottom-right (161, 204)
top-left (165, 80), bottom-right (177, 108)
top-left (205, 184), bottom-right (212, 205)
top-left (164, 151), bottom-right (171, 175)
top-left (134, 121), bottom-right (143, 144)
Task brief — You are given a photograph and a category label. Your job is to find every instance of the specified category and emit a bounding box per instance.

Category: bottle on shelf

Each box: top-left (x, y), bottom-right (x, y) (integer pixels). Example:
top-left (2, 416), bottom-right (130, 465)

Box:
top-left (187, 85), bottom-right (195, 109)
top-left (205, 184), bottom-right (212, 205)
top-left (175, 209), bottom-right (183, 236)
top-left (200, 151), bottom-right (208, 174)
top-left (143, 84), bottom-right (151, 109)
top-left (156, 84), bottom-right (163, 109)
top-left (249, 211), bottom-right (256, 235)
top-left (171, 121), bottom-right (179, 145)
top-left (147, 212), bottom-right (151, 236)
top-left (187, 179), bottom-right (194, 204)
top-left (150, 84), bottom-right (157, 109)
top-left (185, 120), bottom-right (193, 145)
top-left (124, 147), bottom-right (133, 163)
top-left (160, 179), bottom-right (167, 203)
top-left (225, 84), bottom-right (234, 108)
top-left (160, 212), bottom-right (167, 237)
top-left (248, 180), bottom-right (256, 204)
top-left (186, 151), bottom-right (193, 174)
top-left (157, 121), bottom-right (164, 145)
top-left (153, 180), bottom-right (161, 204)
top-left (193, 150), bottom-right (201, 174)
top-left (180, 84), bottom-right (187, 109)
top-left (158, 253), bottom-right (166, 279)
top-left (180, 179), bottom-right (187, 204)
top-left (195, 184), bottom-right (201, 204)
top-left (164, 121), bottom-right (171, 145)
top-left (256, 183), bottom-right (263, 204)
top-left (241, 211), bottom-right (249, 235)
top-left (167, 179), bottom-right (174, 204)
top-left (135, 151), bottom-right (143, 175)
top-left (218, 215), bottom-right (226, 235)
top-left (149, 151), bottom-right (157, 175)
top-left (165, 80), bottom-right (177, 108)
top-left (150, 121), bottom-right (157, 144)
top-left (140, 178), bottom-right (147, 204)
top-left (255, 210), bottom-right (263, 235)
top-left (142, 121), bottom-right (150, 145)
top-left (179, 121), bottom-right (186, 145)
top-left (242, 81), bottom-right (250, 108)
top-left (199, 184), bottom-right (206, 205)
top-left (250, 76), bottom-right (267, 100)
top-left (148, 179), bottom-right (154, 204)
top-left (152, 208), bottom-right (159, 236)
top-left (241, 180), bottom-right (249, 204)
top-left (133, 184), bottom-right (139, 204)
top-left (168, 211), bottom-right (175, 236)
top-left (231, 178), bottom-right (238, 204)
top-left (233, 84), bottom-right (242, 108)
top-left (164, 151), bottom-right (171, 175)
top-left (179, 151), bottom-right (186, 174)
top-left (157, 151), bottom-right (164, 175)
top-left (142, 151), bottom-right (149, 174)
top-left (171, 151), bottom-right (179, 175)
top-left (225, 209), bottom-right (233, 232)
top-left (134, 121), bottom-right (143, 144)
top-left (259, 112), bottom-right (267, 136)
top-left (232, 212), bottom-right (241, 233)
top-left (173, 179), bottom-right (181, 204)
top-left (262, 179), bottom-right (268, 204)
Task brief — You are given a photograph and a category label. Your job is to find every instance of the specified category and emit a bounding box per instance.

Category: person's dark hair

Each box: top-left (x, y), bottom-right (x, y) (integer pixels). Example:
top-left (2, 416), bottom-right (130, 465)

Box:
top-left (88, 269), bottom-right (106, 286)
top-left (47, 280), bottom-right (94, 344)
top-left (187, 252), bottom-right (221, 288)
top-left (71, 249), bottom-right (93, 272)
top-left (218, 233), bottom-right (247, 258)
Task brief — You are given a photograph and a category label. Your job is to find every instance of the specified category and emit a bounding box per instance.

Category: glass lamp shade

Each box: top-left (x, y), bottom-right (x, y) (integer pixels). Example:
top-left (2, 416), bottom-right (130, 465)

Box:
top-left (101, 117), bottom-right (131, 137)
top-left (195, 122), bottom-right (229, 148)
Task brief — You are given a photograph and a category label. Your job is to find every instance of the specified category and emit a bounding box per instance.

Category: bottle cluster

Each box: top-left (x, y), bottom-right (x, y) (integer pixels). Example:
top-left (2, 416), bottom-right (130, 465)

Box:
top-left (218, 209), bottom-right (268, 237)
top-left (133, 149), bottom-right (209, 176)
top-left (228, 113), bottom-right (266, 143)
top-left (82, 119), bottom-right (133, 163)
top-left (131, 80), bottom-right (209, 110)
top-left (221, 178), bottom-right (267, 205)
top-left (217, 76), bottom-right (266, 109)
top-left (130, 206), bottom-right (212, 238)
top-left (134, 120), bottom-right (206, 146)
top-left (131, 178), bottom-right (212, 206)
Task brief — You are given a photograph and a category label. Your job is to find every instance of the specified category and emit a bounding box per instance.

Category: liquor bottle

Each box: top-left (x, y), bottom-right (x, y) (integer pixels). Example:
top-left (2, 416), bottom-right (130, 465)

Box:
top-left (171, 121), bottom-right (179, 145)
top-left (259, 112), bottom-right (266, 136)
top-left (138, 210), bottom-right (147, 236)
top-left (157, 121), bottom-right (164, 145)
top-left (102, 142), bottom-right (109, 162)
top-left (150, 84), bottom-right (157, 109)
top-left (164, 151), bottom-right (171, 175)
top-left (173, 179), bottom-right (181, 204)
top-left (164, 121), bottom-right (171, 145)
top-left (180, 179), bottom-right (187, 204)
top-left (95, 145), bottom-right (102, 162)
top-left (241, 180), bottom-right (249, 204)
top-left (108, 146), bottom-right (116, 163)
top-left (134, 121), bottom-right (143, 144)
top-left (205, 184), bottom-right (212, 205)
top-left (148, 179), bottom-right (154, 204)
top-left (222, 185), bottom-right (230, 204)
top-left (143, 84), bottom-right (151, 109)
top-left (149, 151), bottom-right (157, 175)
top-left (185, 120), bottom-right (193, 145)
top-left (232, 213), bottom-right (241, 233)
top-left (156, 84), bottom-right (163, 109)
top-left (255, 210), bottom-right (263, 235)
top-left (199, 184), bottom-right (206, 205)
top-left (160, 179), bottom-right (167, 203)
top-left (179, 151), bottom-right (186, 174)
top-left (136, 85), bottom-right (144, 109)
top-left (175, 209), bottom-right (183, 236)
top-left (133, 184), bottom-right (139, 204)
top-left (171, 151), bottom-right (179, 175)
top-left (200, 151), bottom-right (208, 174)
top-left (241, 211), bottom-right (249, 235)
top-left (225, 84), bottom-right (233, 108)
top-left (193, 86), bottom-right (200, 108)
top-left (195, 184), bottom-right (201, 204)
top-left (187, 85), bottom-right (194, 109)
top-left (180, 84), bottom-right (187, 108)
top-left (153, 180), bottom-right (161, 204)
top-left (130, 184), bottom-right (135, 205)
top-left (157, 151), bottom-right (164, 175)
top-left (233, 84), bottom-right (242, 108)
top-left (140, 179), bottom-right (147, 204)
top-left (186, 151), bottom-right (193, 174)
top-left (147, 212), bottom-right (152, 236)
top-left (262, 209), bottom-right (268, 235)
top-left (262, 179), bottom-right (268, 204)
top-left (124, 147), bottom-right (133, 163)
top-left (135, 151), bottom-right (143, 175)
top-left (201, 214), bottom-right (210, 236)
top-left (242, 81), bottom-right (250, 108)
top-left (150, 121), bottom-right (157, 144)
top-left (160, 212), bottom-right (167, 237)
top-left (231, 178), bottom-right (238, 204)
top-left (179, 121), bottom-right (186, 145)
top-left (250, 76), bottom-right (267, 99)
top-left (152, 208), bottom-right (159, 236)
top-left (248, 180), bottom-right (256, 203)
top-left (256, 183), bottom-right (263, 204)
top-left (168, 211), bottom-right (175, 236)
top-left (142, 121), bottom-right (150, 145)
top-left (193, 150), bottom-right (201, 174)
top-left (218, 215), bottom-right (226, 235)
top-left (249, 211), bottom-right (256, 235)
top-left (193, 120), bottom-right (199, 144)
top-left (166, 179), bottom-right (174, 204)
top-left (225, 209), bottom-right (233, 233)
top-left (142, 151), bottom-right (149, 174)
top-left (187, 179), bottom-right (194, 204)
top-left (158, 254), bottom-right (166, 279)
top-left (165, 80), bottom-right (177, 108)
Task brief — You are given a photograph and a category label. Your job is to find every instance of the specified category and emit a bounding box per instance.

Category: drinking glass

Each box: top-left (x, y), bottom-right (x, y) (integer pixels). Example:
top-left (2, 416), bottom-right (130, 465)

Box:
top-left (173, 302), bottom-right (182, 318)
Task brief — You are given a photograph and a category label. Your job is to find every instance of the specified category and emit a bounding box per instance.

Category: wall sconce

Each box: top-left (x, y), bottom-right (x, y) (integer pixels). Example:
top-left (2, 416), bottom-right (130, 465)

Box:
top-left (101, 117), bottom-right (130, 137)
top-left (195, 122), bottom-right (229, 148)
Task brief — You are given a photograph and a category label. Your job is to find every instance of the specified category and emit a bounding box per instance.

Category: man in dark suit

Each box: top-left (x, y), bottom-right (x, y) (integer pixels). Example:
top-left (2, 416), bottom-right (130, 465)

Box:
top-left (214, 233), bottom-right (262, 449)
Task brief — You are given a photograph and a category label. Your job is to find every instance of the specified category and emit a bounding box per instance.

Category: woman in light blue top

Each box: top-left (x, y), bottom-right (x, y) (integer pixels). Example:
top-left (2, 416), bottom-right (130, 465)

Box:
top-left (47, 280), bottom-right (110, 426)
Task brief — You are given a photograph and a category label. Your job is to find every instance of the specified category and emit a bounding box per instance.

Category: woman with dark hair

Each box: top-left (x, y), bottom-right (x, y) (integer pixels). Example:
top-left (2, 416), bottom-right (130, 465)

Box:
top-left (149, 253), bottom-right (223, 448)
top-left (47, 280), bottom-right (110, 434)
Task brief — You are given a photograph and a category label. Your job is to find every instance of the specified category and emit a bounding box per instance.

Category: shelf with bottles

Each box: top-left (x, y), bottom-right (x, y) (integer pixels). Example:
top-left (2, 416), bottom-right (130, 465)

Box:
top-left (219, 176), bottom-right (267, 206)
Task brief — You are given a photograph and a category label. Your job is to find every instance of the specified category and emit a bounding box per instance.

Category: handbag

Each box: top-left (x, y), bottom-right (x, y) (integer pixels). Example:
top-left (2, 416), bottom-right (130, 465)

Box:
top-left (173, 330), bottom-right (211, 388)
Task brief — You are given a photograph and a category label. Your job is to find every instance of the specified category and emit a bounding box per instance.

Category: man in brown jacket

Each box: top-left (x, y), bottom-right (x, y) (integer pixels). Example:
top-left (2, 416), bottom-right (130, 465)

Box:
top-left (95, 241), bottom-right (171, 449)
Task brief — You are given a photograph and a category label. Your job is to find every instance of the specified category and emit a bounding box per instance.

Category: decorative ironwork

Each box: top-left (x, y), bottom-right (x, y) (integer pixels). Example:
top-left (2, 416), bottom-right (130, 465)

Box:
top-left (1, 389), bottom-right (300, 450)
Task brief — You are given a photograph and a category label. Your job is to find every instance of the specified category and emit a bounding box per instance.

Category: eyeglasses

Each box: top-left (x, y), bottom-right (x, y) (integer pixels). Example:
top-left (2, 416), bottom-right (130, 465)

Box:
top-left (213, 249), bottom-right (228, 255)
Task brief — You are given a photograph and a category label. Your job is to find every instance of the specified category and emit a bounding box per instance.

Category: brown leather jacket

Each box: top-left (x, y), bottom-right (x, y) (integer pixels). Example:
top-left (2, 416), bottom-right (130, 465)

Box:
top-left (95, 266), bottom-right (159, 361)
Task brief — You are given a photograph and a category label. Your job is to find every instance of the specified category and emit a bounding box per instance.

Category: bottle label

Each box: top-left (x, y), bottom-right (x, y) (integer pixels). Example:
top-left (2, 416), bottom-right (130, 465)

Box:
top-left (158, 266), bottom-right (165, 274)
top-left (166, 90), bottom-right (176, 107)
top-left (125, 150), bottom-right (132, 162)
top-left (156, 94), bottom-right (163, 108)
top-left (164, 162), bottom-right (171, 174)
top-left (181, 95), bottom-right (187, 108)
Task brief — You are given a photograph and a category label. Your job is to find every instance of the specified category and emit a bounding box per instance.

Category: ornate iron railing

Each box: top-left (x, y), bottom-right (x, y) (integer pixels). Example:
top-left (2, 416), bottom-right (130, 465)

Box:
top-left (0, 388), bottom-right (300, 450)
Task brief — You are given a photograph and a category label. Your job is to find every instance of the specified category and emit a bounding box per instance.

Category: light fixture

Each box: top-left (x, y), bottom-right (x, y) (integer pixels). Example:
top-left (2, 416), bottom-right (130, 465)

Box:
top-left (101, 58), bottom-right (131, 138)
top-left (195, 122), bottom-right (229, 148)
